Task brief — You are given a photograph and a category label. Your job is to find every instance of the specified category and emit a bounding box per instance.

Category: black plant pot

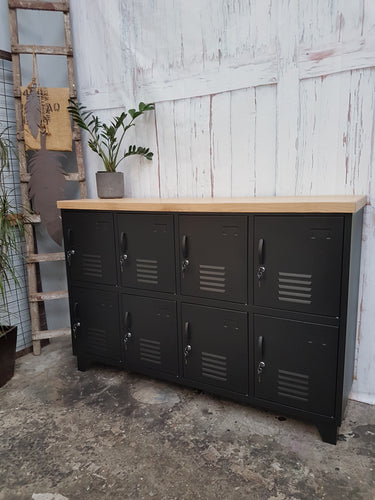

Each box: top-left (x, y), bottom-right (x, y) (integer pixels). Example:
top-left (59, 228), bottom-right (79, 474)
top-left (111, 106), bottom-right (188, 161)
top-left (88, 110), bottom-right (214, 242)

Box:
top-left (0, 326), bottom-right (17, 388)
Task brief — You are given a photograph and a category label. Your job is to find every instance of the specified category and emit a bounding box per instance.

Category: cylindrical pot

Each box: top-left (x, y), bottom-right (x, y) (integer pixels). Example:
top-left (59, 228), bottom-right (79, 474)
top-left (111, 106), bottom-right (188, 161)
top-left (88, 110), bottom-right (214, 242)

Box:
top-left (0, 325), bottom-right (17, 388)
top-left (96, 171), bottom-right (125, 199)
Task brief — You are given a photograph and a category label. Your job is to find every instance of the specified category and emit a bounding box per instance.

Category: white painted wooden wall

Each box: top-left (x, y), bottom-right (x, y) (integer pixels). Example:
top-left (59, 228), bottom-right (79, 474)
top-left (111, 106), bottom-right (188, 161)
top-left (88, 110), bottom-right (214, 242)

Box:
top-left (70, 0), bottom-right (375, 404)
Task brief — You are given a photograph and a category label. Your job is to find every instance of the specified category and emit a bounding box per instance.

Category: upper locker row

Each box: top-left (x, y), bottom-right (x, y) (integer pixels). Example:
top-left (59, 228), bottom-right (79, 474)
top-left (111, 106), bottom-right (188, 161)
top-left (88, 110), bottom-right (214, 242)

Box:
top-left (62, 211), bottom-right (344, 317)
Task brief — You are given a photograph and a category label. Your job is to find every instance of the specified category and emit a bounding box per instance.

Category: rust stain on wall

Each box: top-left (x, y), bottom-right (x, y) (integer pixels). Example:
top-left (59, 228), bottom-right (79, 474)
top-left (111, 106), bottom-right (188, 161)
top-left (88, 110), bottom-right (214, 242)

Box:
top-left (309, 49), bottom-right (335, 62)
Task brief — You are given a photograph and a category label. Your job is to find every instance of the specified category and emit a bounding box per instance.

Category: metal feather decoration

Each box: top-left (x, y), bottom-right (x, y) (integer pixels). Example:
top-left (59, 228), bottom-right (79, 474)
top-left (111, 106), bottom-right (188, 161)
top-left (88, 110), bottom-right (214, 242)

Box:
top-left (24, 87), bottom-right (41, 139)
top-left (28, 134), bottom-right (66, 245)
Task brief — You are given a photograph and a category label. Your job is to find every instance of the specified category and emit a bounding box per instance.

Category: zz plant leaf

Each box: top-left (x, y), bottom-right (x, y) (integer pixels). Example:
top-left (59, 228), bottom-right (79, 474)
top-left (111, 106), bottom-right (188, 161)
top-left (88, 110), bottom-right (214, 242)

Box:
top-left (68, 100), bottom-right (154, 172)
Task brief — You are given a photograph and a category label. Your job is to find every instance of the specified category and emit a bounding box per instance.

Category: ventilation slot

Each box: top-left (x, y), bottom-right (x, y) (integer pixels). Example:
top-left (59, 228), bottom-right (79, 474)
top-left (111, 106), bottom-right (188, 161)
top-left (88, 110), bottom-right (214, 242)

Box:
top-left (199, 265), bottom-right (226, 294)
top-left (277, 369), bottom-right (309, 402)
top-left (82, 254), bottom-right (103, 279)
top-left (201, 352), bottom-right (227, 382)
top-left (136, 259), bottom-right (158, 285)
top-left (87, 327), bottom-right (107, 355)
top-left (139, 338), bottom-right (161, 365)
top-left (278, 272), bottom-right (312, 305)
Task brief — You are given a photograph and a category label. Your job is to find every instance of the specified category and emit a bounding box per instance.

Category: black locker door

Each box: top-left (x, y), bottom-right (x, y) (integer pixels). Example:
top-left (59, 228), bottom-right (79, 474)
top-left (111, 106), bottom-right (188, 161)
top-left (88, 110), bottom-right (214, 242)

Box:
top-left (182, 303), bottom-right (248, 394)
top-left (117, 214), bottom-right (175, 293)
top-left (254, 216), bottom-right (344, 316)
top-left (179, 215), bottom-right (247, 303)
top-left (121, 295), bottom-right (178, 376)
top-left (70, 287), bottom-right (121, 365)
top-left (62, 211), bottom-right (117, 286)
top-left (254, 315), bottom-right (338, 416)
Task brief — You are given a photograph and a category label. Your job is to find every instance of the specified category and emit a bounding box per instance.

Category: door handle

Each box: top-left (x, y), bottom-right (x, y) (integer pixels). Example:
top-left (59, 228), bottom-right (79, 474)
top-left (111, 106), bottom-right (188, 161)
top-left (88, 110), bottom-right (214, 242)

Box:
top-left (124, 311), bottom-right (132, 332)
top-left (66, 248), bottom-right (75, 267)
top-left (72, 301), bottom-right (80, 340)
top-left (184, 321), bottom-right (191, 341)
top-left (73, 301), bottom-right (79, 320)
top-left (181, 235), bottom-right (189, 272)
top-left (67, 228), bottom-right (73, 245)
top-left (120, 232), bottom-right (128, 271)
top-left (257, 238), bottom-right (266, 282)
top-left (183, 321), bottom-right (192, 365)
top-left (124, 311), bottom-right (132, 350)
top-left (258, 335), bottom-right (264, 359)
top-left (257, 335), bottom-right (266, 382)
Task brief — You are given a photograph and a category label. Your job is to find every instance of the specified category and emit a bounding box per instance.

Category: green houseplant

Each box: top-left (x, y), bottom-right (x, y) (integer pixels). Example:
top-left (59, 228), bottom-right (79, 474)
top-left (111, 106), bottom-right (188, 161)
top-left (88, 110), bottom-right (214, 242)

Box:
top-left (68, 100), bottom-right (154, 198)
top-left (0, 127), bottom-right (24, 387)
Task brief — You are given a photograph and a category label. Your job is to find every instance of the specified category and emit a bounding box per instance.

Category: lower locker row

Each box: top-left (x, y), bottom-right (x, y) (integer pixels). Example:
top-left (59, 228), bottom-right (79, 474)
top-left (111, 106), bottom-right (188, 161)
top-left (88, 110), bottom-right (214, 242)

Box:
top-left (70, 287), bottom-right (338, 419)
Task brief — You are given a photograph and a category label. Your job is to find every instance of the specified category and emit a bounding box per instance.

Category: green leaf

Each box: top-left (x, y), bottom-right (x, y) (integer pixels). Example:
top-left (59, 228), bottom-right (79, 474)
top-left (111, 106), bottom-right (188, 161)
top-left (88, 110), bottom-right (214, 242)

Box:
top-left (68, 99), bottom-right (154, 171)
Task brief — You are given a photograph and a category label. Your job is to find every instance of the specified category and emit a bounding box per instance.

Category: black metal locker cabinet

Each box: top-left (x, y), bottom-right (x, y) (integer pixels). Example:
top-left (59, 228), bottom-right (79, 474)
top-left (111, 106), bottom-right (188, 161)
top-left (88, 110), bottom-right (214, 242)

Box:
top-left (179, 215), bottom-right (247, 303)
top-left (62, 210), bottom-right (117, 286)
top-left (254, 216), bottom-right (344, 316)
top-left (121, 295), bottom-right (178, 376)
top-left (70, 287), bottom-right (121, 366)
top-left (182, 303), bottom-right (248, 394)
top-left (117, 214), bottom-right (175, 293)
top-left (254, 314), bottom-right (338, 416)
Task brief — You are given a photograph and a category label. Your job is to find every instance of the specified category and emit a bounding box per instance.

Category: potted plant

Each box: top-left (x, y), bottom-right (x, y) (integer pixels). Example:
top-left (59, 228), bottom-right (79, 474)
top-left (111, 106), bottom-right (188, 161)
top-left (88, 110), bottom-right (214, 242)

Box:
top-left (68, 100), bottom-right (154, 198)
top-left (0, 127), bottom-right (24, 387)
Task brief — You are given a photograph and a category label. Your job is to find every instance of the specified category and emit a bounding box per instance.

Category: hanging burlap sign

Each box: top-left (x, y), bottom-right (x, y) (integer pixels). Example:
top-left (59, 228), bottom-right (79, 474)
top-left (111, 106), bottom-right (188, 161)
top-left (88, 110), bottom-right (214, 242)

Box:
top-left (21, 87), bottom-right (72, 151)
top-left (20, 50), bottom-right (72, 151)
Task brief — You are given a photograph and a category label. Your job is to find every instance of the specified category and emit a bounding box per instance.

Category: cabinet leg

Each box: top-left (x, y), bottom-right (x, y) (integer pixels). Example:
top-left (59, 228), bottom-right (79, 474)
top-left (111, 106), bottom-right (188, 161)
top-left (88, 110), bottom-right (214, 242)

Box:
top-left (316, 423), bottom-right (338, 445)
top-left (77, 357), bottom-right (89, 372)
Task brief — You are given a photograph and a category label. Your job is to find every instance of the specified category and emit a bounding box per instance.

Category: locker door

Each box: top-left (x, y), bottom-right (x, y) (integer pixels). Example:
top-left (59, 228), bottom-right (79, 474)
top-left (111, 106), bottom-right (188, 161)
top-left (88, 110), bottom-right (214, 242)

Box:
top-left (254, 315), bottom-right (338, 416)
top-left (254, 216), bottom-right (344, 316)
top-left (117, 214), bottom-right (175, 293)
top-left (62, 211), bottom-right (117, 286)
top-left (70, 287), bottom-right (121, 365)
top-left (179, 215), bottom-right (247, 303)
top-left (121, 295), bottom-right (178, 376)
top-left (182, 303), bottom-right (248, 394)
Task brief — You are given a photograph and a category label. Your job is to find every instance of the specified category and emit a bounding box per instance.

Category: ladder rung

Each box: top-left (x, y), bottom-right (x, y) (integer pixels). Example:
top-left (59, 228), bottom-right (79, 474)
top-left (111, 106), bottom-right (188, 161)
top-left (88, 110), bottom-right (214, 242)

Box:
top-left (21, 172), bottom-right (85, 183)
top-left (33, 328), bottom-right (71, 341)
top-left (11, 44), bottom-right (72, 56)
top-left (13, 87), bottom-right (77, 99)
top-left (30, 290), bottom-right (69, 302)
top-left (16, 128), bottom-right (81, 139)
top-left (27, 252), bottom-right (65, 264)
top-left (9, 1), bottom-right (69, 12)
top-left (25, 214), bottom-right (41, 224)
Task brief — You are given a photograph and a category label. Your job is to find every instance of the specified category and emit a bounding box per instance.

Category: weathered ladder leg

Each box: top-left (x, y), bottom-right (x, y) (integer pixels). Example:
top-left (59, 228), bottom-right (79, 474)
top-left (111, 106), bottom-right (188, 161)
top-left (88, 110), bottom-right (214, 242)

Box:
top-left (8, 0), bottom-right (86, 354)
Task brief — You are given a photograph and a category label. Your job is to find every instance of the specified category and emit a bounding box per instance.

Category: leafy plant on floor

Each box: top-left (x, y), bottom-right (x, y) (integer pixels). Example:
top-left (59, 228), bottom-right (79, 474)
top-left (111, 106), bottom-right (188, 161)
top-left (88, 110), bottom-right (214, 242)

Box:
top-left (0, 126), bottom-right (24, 336)
top-left (67, 100), bottom-right (154, 172)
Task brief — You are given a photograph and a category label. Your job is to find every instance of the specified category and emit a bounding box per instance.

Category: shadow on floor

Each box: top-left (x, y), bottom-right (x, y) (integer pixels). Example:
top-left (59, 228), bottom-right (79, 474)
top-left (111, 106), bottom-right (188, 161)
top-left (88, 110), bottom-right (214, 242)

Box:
top-left (0, 336), bottom-right (374, 499)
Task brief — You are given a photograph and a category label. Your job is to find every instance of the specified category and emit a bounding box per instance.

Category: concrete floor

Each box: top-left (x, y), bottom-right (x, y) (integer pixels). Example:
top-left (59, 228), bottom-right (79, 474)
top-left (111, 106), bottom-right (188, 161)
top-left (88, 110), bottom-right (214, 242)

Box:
top-left (0, 337), bottom-right (374, 500)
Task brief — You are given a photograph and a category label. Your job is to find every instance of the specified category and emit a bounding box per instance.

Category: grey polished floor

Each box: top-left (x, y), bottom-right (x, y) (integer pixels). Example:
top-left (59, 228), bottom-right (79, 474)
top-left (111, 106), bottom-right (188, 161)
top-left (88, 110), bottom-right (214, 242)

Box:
top-left (1, 336), bottom-right (374, 500)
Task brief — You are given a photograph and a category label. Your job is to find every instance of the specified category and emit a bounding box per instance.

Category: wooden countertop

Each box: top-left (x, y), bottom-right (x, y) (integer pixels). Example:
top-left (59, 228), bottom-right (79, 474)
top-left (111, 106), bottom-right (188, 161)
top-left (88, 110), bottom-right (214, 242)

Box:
top-left (57, 195), bottom-right (367, 213)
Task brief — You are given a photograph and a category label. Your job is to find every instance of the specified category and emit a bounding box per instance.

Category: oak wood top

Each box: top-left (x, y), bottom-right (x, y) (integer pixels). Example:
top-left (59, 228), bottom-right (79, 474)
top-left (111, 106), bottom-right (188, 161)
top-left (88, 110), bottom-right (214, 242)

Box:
top-left (57, 195), bottom-right (367, 213)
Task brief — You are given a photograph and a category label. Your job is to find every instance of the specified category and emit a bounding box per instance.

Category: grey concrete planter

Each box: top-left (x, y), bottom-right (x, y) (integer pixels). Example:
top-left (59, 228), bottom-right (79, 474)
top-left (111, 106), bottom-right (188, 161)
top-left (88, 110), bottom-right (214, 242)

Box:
top-left (96, 171), bottom-right (124, 199)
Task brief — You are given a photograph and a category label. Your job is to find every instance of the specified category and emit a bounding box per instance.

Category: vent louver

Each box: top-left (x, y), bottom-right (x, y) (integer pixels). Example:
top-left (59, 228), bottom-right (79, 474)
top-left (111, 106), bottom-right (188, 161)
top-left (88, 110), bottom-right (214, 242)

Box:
top-left (82, 254), bottom-right (103, 279)
top-left (278, 272), bottom-right (312, 305)
top-left (277, 369), bottom-right (309, 402)
top-left (136, 259), bottom-right (158, 285)
top-left (87, 327), bottom-right (106, 355)
top-left (201, 351), bottom-right (227, 381)
top-left (139, 338), bottom-right (161, 365)
top-left (199, 265), bottom-right (226, 294)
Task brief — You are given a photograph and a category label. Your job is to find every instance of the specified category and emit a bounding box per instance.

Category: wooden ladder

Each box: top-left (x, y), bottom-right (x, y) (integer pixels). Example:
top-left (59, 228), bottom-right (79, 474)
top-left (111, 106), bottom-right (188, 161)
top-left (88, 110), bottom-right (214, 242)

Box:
top-left (8, 0), bottom-right (86, 355)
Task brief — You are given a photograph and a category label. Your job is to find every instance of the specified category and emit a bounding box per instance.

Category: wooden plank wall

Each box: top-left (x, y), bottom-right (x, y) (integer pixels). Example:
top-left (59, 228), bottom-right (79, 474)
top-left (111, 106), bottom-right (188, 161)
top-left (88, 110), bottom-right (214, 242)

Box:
top-left (69, 0), bottom-right (375, 404)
